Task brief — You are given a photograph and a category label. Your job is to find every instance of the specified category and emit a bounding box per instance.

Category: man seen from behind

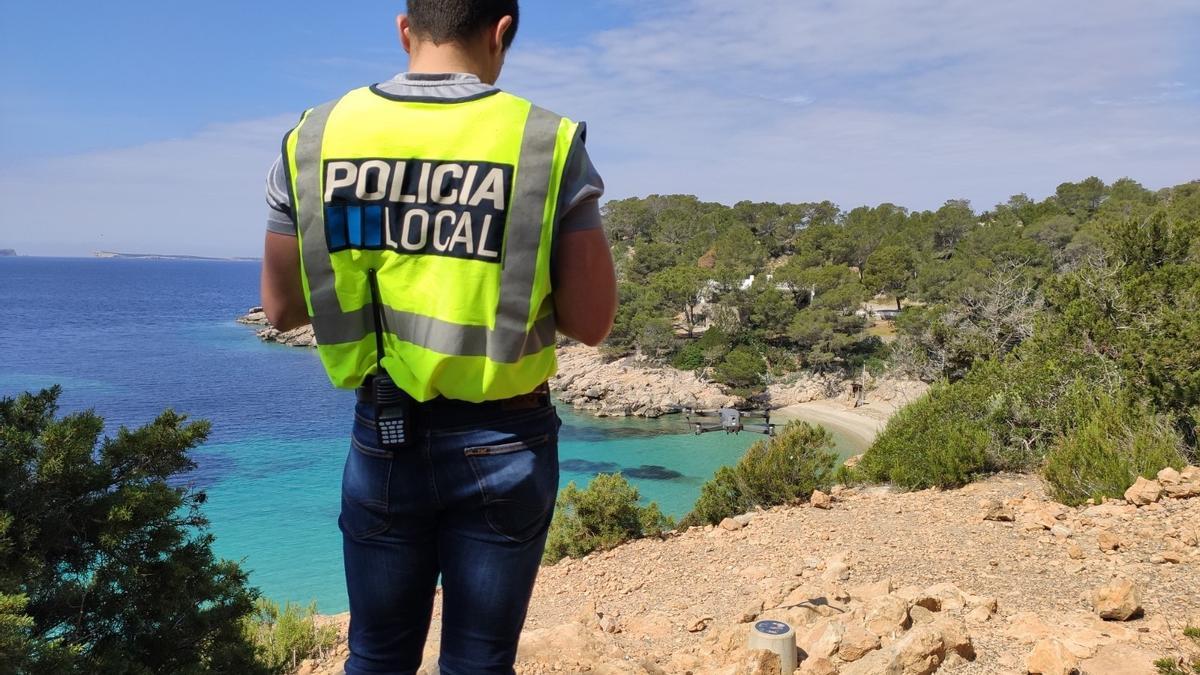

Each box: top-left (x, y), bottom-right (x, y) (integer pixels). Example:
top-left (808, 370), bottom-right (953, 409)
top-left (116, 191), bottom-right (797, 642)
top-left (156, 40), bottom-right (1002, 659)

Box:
top-left (259, 1), bottom-right (617, 672)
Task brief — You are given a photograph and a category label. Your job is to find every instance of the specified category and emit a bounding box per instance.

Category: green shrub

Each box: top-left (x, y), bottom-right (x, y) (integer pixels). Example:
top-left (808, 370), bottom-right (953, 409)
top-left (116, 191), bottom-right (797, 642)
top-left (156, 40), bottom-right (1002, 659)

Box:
top-left (860, 381), bottom-right (992, 490)
top-left (1155, 656), bottom-right (1200, 675)
top-left (243, 599), bottom-right (339, 674)
top-left (832, 462), bottom-right (868, 487)
top-left (684, 421), bottom-right (838, 526)
top-left (671, 341), bottom-right (706, 371)
top-left (543, 474), bottom-right (673, 564)
top-left (1043, 393), bottom-right (1186, 506)
top-left (714, 345), bottom-right (767, 390)
top-left (0, 388), bottom-right (266, 674)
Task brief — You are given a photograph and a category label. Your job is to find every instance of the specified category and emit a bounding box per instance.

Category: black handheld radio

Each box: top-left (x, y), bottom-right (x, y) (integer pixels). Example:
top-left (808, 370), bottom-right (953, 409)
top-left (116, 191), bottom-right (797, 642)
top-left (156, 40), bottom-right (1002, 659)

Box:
top-left (367, 269), bottom-right (411, 450)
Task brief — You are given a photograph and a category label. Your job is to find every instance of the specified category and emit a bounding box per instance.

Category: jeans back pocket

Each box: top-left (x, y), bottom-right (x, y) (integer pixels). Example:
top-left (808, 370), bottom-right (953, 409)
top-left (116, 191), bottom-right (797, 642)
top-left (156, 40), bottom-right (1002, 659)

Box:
top-left (339, 439), bottom-right (393, 540)
top-left (464, 431), bottom-right (559, 543)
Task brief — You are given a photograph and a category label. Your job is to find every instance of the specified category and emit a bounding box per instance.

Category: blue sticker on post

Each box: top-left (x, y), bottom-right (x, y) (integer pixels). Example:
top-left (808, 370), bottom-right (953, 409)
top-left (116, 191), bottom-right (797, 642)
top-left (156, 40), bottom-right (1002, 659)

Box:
top-left (754, 620), bottom-right (791, 636)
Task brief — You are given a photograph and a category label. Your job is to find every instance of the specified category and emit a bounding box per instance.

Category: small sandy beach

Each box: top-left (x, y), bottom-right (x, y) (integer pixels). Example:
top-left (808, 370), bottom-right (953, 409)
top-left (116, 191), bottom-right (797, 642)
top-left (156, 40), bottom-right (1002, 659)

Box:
top-left (772, 398), bottom-right (902, 450)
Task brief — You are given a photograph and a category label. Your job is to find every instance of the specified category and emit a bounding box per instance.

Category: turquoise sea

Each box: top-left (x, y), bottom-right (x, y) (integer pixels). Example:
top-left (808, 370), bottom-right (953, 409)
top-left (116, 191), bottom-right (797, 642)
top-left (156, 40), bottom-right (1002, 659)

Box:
top-left (0, 257), bottom-right (862, 613)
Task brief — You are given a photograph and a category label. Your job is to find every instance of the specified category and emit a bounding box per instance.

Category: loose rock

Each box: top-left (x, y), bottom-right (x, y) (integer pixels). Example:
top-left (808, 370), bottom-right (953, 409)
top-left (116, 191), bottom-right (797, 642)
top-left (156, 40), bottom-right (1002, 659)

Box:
top-left (1091, 578), bottom-right (1142, 621)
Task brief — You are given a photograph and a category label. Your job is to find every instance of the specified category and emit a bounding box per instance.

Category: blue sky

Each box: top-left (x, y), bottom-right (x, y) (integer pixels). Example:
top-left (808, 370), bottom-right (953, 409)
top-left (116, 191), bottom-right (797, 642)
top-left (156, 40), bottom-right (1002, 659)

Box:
top-left (1, 0), bottom-right (1198, 257)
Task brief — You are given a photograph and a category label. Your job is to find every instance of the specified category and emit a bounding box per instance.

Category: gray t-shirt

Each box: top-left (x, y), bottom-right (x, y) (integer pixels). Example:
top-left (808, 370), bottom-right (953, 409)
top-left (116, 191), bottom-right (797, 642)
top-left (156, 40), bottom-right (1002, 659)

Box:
top-left (265, 72), bottom-right (604, 238)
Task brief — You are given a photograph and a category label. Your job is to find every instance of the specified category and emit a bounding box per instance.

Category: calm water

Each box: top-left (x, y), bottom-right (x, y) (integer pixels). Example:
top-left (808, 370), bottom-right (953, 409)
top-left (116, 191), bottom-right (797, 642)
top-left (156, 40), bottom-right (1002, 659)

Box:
top-left (0, 257), bottom-right (862, 613)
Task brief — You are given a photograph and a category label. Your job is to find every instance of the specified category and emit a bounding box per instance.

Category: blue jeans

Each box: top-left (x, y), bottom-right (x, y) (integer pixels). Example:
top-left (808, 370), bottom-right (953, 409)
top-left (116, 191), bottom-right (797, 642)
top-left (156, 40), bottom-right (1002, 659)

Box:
top-left (340, 400), bottom-right (561, 675)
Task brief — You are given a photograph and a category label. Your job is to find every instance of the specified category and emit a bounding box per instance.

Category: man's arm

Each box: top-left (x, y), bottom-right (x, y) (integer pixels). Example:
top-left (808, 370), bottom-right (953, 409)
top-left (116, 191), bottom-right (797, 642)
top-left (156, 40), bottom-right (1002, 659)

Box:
top-left (260, 151), bottom-right (310, 331)
top-left (553, 227), bottom-right (616, 346)
top-left (261, 231), bottom-right (310, 332)
top-left (550, 127), bottom-right (616, 346)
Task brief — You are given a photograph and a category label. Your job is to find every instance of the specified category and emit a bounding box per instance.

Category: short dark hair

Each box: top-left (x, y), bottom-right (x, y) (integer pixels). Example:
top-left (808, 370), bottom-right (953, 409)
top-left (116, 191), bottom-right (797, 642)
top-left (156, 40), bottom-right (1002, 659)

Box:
top-left (407, 0), bottom-right (520, 50)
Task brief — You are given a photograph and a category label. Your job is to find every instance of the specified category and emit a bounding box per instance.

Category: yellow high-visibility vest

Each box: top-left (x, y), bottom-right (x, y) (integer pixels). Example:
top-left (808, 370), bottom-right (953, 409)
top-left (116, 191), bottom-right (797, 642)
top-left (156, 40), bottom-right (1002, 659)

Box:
top-left (284, 86), bottom-right (579, 402)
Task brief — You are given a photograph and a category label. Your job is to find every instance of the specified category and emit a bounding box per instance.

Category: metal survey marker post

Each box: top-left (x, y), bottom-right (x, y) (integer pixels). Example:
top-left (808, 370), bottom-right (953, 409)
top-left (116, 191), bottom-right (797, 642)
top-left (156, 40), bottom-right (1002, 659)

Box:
top-left (748, 619), bottom-right (797, 673)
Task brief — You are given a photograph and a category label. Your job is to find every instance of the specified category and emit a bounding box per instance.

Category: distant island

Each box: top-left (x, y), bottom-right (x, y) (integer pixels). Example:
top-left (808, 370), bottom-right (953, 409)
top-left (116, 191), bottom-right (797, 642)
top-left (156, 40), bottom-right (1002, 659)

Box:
top-left (93, 251), bottom-right (260, 262)
top-left (0, 249), bottom-right (17, 257)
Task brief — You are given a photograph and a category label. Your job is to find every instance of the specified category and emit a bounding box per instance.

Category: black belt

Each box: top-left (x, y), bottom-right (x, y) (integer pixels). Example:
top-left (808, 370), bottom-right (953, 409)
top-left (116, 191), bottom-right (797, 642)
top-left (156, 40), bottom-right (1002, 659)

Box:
top-left (356, 377), bottom-right (552, 413)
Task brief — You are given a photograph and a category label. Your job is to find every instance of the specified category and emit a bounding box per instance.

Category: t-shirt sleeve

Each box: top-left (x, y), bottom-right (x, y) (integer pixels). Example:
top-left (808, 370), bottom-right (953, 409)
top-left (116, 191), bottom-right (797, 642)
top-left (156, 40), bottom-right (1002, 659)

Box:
top-left (265, 151), bottom-right (297, 236)
top-left (555, 123), bottom-right (605, 235)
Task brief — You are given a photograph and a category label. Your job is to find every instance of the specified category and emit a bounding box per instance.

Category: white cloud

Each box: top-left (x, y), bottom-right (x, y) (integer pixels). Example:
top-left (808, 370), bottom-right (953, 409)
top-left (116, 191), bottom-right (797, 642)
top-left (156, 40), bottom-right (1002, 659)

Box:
top-left (503, 0), bottom-right (1200, 210)
top-left (0, 115), bottom-right (296, 257)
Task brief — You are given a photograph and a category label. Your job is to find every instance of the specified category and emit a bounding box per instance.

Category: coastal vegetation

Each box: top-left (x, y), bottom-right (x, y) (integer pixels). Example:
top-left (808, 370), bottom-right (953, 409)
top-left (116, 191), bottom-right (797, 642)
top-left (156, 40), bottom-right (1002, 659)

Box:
top-left (860, 188), bottom-right (1199, 501)
top-left (0, 388), bottom-right (332, 673)
top-left (537, 177), bottom-right (1200, 561)
top-left (683, 421), bottom-right (838, 527)
top-left (543, 473), bottom-right (673, 564)
top-left (242, 599), bottom-right (338, 674)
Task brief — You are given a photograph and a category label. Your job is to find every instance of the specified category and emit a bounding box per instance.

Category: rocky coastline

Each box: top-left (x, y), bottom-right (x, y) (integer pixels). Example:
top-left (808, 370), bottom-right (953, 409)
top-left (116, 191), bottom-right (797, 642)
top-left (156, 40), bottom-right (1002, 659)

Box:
top-left (236, 308), bottom-right (926, 420)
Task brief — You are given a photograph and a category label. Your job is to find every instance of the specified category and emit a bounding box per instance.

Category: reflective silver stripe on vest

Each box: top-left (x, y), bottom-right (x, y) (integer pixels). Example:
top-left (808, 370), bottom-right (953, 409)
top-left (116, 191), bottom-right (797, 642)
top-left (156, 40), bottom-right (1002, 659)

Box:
top-left (293, 97), bottom-right (562, 363)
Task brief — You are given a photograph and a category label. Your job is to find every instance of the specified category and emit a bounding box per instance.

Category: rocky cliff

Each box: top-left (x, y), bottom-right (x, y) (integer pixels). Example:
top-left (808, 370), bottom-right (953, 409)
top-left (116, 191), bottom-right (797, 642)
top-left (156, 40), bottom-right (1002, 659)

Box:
top-left (297, 467), bottom-right (1200, 674)
top-left (238, 308), bottom-right (317, 347)
top-left (237, 308), bottom-right (923, 419)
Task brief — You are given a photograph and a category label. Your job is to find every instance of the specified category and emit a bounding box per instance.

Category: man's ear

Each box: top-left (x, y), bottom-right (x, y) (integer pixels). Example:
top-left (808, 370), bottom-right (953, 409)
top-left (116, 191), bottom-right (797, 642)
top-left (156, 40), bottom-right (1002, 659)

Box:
top-left (398, 14), bottom-right (413, 54)
top-left (491, 15), bottom-right (514, 54)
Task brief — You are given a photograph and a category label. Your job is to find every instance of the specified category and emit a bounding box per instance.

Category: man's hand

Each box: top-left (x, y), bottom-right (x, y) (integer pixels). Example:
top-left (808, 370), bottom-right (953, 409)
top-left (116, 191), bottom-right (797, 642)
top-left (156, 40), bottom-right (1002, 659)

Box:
top-left (261, 231), bottom-right (311, 332)
top-left (553, 228), bottom-right (617, 346)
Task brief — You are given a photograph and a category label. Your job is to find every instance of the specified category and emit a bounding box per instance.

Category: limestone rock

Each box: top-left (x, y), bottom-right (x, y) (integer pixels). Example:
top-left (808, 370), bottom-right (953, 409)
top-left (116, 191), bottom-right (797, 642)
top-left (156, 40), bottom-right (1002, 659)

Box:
top-left (721, 518), bottom-right (744, 532)
top-left (1163, 466), bottom-right (1200, 498)
top-left (915, 583), bottom-right (966, 612)
top-left (517, 622), bottom-right (609, 663)
top-left (798, 619), bottom-right (845, 660)
top-left (811, 490), bottom-right (832, 510)
top-left (1097, 531), bottom-right (1122, 552)
top-left (1091, 578), bottom-right (1142, 621)
top-left (909, 605), bottom-right (937, 625)
top-left (740, 649), bottom-right (781, 675)
top-left (865, 594), bottom-right (911, 637)
top-left (599, 614), bottom-right (622, 634)
top-left (739, 600), bottom-right (764, 624)
top-left (849, 579), bottom-right (893, 603)
top-left (1157, 467), bottom-right (1182, 485)
top-left (842, 620), bottom-right (972, 675)
top-left (799, 656), bottom-right (838, 675)
top-left (1078, 643), bottom-right (1160, 675)
top-left (1026, 638), bottom-right (1079, 675)
top-left (1123, 477), bottom-right (1162, 506)
top-left (625, 612), bottom-right (674, 640)
top-left (822, 560), bottom-right (851, 583)
top-left (1007, 613), bottom-right (1056, 644)
top-left (980, 498), bottom-right (1015, 522)
top-left (966, 605), bottom-right (993, 624)
top-left (838, 624), bottom-right (882, 662)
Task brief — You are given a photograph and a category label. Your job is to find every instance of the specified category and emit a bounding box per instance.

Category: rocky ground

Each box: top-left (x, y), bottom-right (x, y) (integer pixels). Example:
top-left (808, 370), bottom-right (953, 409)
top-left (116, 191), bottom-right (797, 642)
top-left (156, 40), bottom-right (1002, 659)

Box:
top-left (299, 468), bottom-right (1200, 675)
top-left (238, 308), bottom-right (317, 347)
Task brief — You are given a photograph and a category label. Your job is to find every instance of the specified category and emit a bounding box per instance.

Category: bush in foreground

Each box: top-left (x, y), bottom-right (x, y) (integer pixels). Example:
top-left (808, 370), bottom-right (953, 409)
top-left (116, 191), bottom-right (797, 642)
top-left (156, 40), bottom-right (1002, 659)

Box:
top-left (683, 421), bottom-right (839, 527)
top-left (543, 473), bottom-right (673, 564)
top-left (1043, 393), bottom-right (1187, 506)
top-left (0, 387), bottom-right (266, 673)
top-left (859, 380), bottom-right (992, 490)
top-left (242, 599), bottom-right (339, 674)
